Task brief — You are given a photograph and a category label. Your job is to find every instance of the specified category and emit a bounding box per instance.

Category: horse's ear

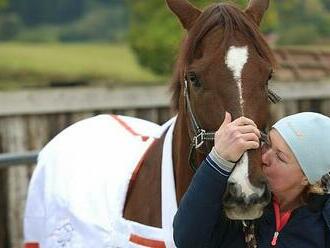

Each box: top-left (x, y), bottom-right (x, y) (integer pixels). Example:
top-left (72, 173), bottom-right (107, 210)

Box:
top-left (245, 0), bottom-right (270, 26)
top-left (165, 0), bottom-right (201, 30)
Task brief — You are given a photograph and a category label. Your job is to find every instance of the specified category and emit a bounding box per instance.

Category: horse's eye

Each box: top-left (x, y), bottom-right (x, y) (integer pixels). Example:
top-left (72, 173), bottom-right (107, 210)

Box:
top-left (188, 72), bottom-right (201, 87)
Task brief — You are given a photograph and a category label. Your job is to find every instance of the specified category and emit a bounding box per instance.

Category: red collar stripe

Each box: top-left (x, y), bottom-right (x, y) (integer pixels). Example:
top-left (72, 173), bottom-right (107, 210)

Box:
top-left (271, 197), bottom-right (292, 246)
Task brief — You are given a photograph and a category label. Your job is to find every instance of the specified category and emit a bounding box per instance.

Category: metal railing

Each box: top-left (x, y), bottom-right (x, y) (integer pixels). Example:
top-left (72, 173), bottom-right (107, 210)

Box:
top-left (0, 151), bottom-right (39, 169)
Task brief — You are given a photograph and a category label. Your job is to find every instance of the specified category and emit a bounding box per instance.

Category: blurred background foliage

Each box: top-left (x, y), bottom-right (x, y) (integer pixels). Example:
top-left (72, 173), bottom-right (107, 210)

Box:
top-left (0, 0), bottom-right (128, 42)
top-left (129, 0), bottom-right (279, 75)
top-left (0, 0), bottom-right (329, 88)
top-left (129, 0), bottom-right (330, 75)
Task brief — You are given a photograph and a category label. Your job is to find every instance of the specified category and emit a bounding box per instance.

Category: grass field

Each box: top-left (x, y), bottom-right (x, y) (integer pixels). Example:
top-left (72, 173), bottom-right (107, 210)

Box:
top-left (0, 42), bottom-right (166, 90)
top-left (0, 42), bottom-right (329, 91)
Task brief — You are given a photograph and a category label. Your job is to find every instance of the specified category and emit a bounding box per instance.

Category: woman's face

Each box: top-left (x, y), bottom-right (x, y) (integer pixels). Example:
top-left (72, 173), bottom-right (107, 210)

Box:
top-left (261, 129), bottom-right (307, 194)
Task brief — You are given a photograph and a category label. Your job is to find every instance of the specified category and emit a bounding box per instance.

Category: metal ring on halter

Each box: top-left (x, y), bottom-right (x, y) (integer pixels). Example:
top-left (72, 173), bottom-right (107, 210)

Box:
top-left (193, 129), bottom-right (206, 149)
top-left (184, 78), bottom-right (215, 147)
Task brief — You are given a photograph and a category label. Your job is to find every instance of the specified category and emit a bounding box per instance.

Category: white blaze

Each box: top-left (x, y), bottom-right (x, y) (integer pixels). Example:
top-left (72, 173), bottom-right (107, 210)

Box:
top-left (225, 46), bottom-right (248, 114)
top-left (225, 46), bottom-right (260, 198)
top-left (229, 153), bottom-right (264, 197)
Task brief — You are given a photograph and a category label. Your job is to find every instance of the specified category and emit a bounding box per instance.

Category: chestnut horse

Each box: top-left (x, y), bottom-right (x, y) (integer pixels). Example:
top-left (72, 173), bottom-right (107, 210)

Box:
top-left (24, 0), bottom-right (278, 247)
top-left (124, 0), bottom-right (276, 224)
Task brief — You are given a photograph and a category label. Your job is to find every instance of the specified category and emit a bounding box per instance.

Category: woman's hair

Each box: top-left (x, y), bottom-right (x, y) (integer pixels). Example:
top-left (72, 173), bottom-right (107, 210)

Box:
top-left (306, 181), bottom-right (326, 195)
top-left (302, 174), bottom-right (329, 211)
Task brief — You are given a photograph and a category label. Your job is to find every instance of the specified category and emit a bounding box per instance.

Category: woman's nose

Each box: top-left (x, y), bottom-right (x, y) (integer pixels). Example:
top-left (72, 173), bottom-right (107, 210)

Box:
top-left (261, 145), bottom-right (271, 167)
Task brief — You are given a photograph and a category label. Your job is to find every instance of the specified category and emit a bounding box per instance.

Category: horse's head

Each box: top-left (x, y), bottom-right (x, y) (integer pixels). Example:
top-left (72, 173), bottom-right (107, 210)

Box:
top-left (167, 0), bottom-right (276, 220)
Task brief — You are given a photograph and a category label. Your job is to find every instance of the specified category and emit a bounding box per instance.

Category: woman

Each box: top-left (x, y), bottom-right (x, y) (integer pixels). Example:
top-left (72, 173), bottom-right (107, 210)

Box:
top-left (173, 112), bottom-right (330, 248)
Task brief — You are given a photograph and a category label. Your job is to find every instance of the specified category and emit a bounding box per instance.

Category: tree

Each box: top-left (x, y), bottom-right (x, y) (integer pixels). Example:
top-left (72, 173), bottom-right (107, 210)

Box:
top-left (275, 0), bottom-right (330, 44)
top-left (5, 0), bottom-right (125, 26)
top-left (59, 2), bottom-right (128, 42)
top-left (321, 0), bottom-right (330, 11)
top-left (7, 0), bottom-right (85, 26)
top-left (0, 0), bottom-right (7, 8)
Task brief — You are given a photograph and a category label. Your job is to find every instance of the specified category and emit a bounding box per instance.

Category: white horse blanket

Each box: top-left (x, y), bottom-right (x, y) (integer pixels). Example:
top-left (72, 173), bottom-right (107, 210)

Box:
top-left (24, 114), bottom-right (178, 248)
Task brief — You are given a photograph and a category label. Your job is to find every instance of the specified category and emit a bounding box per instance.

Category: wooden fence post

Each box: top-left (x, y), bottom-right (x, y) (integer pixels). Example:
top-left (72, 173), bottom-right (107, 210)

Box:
top-left (0, 117), bottom-right (29, 248)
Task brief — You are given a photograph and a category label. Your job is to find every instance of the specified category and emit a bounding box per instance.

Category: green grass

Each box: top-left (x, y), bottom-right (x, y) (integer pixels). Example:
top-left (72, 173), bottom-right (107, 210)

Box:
top-left (1, 42), bottom-right (329, 91)
top-left (0, 42), bottom-right (166, 90)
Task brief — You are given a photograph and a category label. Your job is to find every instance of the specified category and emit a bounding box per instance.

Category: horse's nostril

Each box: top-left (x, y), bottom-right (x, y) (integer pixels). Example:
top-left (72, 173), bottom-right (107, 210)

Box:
top-left (227, 182), bottom-right (242, 196)
top-left (247, 193), bottom-right (259, 205)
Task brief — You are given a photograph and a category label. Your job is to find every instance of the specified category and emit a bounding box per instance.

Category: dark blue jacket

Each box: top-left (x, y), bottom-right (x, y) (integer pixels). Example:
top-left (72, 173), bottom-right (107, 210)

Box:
top-left (173, 154), bottom-right (330, 248)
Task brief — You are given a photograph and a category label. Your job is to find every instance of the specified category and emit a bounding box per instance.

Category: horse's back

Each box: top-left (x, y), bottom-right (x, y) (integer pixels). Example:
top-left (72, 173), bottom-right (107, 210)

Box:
top-left (24, 114), bottom-right (163, 247)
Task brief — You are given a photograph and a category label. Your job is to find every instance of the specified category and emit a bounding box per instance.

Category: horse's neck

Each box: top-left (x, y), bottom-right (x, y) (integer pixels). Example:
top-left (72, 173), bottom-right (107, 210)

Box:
top-left (122, 113), bottom-right (208, 227)
top-left (123, 134), bottom-right (165, 227)
top-left (172, 113), bottom-right (206, 202)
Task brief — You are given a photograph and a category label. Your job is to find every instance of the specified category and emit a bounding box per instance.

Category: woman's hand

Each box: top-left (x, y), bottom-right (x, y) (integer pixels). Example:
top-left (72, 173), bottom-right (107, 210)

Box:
top-left (214, 112), bottom-right (261, 162)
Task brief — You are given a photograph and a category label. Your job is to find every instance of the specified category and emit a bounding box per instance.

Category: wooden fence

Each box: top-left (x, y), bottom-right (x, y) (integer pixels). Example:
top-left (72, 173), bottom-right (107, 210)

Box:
top-left (0, 81), bottom-right (330, 248)
top-left (273, 48), bottom-right (330, 82)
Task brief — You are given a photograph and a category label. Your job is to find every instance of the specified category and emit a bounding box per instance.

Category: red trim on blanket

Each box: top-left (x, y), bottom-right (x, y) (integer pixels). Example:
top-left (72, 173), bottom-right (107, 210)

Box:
top-left (111, 115), bottom-right (149, 141)
top-left (24, 243), bottom-right (39, 248)
top-left (126, 138), bottom-right (158, 198)
top-left (130, 234), bottom-right (166, 248)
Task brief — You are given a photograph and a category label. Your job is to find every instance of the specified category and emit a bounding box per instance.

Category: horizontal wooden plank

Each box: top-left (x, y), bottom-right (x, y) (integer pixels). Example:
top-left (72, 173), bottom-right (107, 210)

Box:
top-left (271, 81), bottom-right (330, 100)
top-left (0, 85), bottom-right (171, 116)
top-left (0, 81), bottom-right (330, 116)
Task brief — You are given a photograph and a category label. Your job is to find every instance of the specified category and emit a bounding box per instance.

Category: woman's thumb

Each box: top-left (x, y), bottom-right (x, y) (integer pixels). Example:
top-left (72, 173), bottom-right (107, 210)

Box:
top-left (223, 111), bottom-right (232, 124)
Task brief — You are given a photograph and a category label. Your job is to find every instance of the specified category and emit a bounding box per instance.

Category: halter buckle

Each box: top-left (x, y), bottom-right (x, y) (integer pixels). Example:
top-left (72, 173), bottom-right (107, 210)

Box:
top-left (194, 129), bottom-right (206, 149)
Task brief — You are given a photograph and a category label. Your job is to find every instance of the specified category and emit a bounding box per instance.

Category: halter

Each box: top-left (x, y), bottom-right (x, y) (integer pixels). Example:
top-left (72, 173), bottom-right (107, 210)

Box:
top-left (184, 78), bottom-right (216, 171)
top-left (183, 77), bottom-right (281, 172)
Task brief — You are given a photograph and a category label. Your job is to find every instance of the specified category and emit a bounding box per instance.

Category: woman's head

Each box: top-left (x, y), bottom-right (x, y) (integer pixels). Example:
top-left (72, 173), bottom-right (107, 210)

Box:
top-left (262, 112), bottom-right (330, 194)
top-left (261, 128), bottom-right (308, 194)
top-left (272, 112), bottom-right (330, 184)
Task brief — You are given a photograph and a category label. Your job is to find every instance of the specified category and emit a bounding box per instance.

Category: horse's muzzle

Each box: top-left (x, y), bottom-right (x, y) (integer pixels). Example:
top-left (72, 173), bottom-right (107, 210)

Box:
top-left (222, 183), bottom-right (271, 220)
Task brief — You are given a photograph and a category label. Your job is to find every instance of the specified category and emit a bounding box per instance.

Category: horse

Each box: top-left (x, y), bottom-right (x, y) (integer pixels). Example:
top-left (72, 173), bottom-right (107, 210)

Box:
top-left (24, 0), bottom-right (278, 247)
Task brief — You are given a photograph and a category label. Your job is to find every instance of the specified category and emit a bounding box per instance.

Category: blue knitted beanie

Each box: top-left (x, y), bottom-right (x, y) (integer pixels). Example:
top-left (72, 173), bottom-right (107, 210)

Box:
top-left (272, 112), bottom-right (330, 184)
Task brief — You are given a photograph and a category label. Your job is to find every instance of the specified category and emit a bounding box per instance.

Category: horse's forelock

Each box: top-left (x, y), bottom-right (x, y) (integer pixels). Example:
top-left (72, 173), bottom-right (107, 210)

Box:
top-left (170, 2), bottom-right (276, 111)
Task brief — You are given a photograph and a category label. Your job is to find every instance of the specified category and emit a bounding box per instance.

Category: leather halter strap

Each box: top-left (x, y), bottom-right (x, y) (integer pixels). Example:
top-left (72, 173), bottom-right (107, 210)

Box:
top-left (184, 79), bottom-right (216, 147)
top-left (183, 77), bottom-right (281, 172)
top-left (184, 78), bottom-right (215, 171)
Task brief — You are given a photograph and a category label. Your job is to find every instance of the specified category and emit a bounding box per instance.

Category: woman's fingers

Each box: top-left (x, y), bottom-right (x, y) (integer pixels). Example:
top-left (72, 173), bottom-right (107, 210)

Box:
top-left (238, 133), bottom-right (260, 143)
top-left (244, 141), bottom-right (260, 150)
top-left (233, 134), bottom-right (260, 152)
top-left (214, 113), bottom-right (261, 162)
top-left (231, 116), bottom-right (258, 127)
top-left (228, 125), bottom-right (261, 140)
top-left (236, 126), bottom-right (261, 137)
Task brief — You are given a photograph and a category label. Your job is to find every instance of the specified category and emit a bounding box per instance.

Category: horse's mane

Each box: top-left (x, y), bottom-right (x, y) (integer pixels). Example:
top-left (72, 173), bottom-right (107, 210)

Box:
top-left (170, 2), bottom-right (276, 111)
